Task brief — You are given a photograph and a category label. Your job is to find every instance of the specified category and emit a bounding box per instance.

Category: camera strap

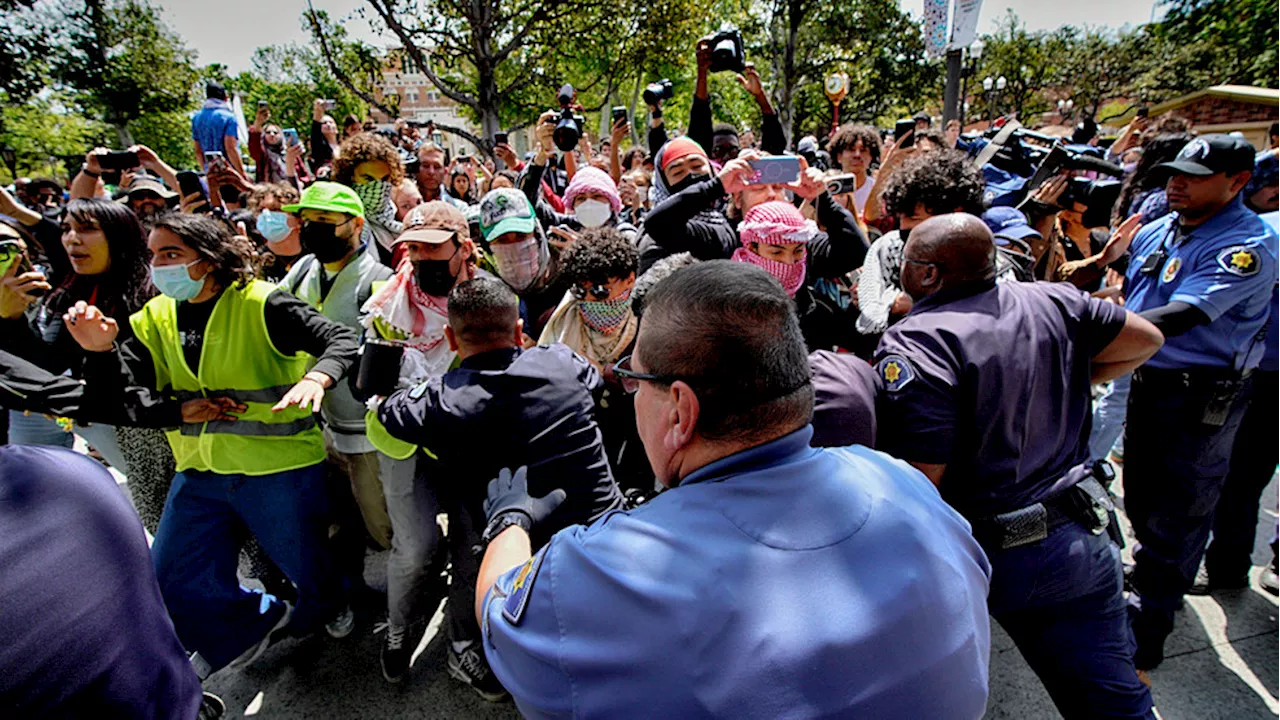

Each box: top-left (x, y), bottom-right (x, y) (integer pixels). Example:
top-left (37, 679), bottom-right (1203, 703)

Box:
top-left (973, 120), bottom-right (1023, 168)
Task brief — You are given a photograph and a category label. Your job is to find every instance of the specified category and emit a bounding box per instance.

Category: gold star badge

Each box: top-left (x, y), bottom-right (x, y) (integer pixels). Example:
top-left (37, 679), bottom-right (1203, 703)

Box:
top-left (884, 362), bottom-right (901, 384)
top-left (1231, 250), bottom-right (1254, 271)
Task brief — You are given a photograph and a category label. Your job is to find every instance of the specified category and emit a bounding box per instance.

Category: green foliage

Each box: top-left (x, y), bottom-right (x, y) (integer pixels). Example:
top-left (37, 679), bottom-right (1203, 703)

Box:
top-left (1136, 0), bottom-right (1279, 97)
top-left (0, 93), bottom-right (109, 183)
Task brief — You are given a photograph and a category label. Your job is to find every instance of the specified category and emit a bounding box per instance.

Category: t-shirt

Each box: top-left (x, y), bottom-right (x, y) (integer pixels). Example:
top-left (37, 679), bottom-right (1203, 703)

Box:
top-left (191, 101), bottom-right (239, 159)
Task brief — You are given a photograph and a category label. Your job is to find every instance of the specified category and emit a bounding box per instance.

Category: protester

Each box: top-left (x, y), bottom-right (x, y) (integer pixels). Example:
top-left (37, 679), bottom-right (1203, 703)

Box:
top-left (828, 123), bottom-right (882, 217)
top-left (478, 187), bottom-right (568, 336)
top-left (63, 213), bottom-right (360, 676)
top-left (249, 104), bottom-right (311, 186)
top-left (310, 99), bottom-right (343, 175)
top-left (875, 213), bottom-right (1161, 717)
top-left (1121, 135), bottom-right (1278, 672)
top-left (415, 142), bottom-right (471, 211)
top-left (449, 166), bottom-right (478, 204)
top-left (192, 82), bottom-right (245, 177)
top-left (332, 133), bottom-right (406, 263)
top-left (377, 276), bottom-right (625, 701)
top-left (476, 260), bottom-right (991, 717)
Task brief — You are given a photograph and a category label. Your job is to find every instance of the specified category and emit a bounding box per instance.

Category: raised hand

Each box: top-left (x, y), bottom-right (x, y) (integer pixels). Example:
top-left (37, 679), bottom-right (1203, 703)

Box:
top-left (62, 301), bottom-right (119, 351)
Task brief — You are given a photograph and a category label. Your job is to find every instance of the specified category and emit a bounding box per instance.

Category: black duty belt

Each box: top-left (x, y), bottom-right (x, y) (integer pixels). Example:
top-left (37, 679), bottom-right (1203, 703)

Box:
top-left (1133, 366), bottom-right (1249, 387)
top-left (972, 468), bottom-right (1118, 551)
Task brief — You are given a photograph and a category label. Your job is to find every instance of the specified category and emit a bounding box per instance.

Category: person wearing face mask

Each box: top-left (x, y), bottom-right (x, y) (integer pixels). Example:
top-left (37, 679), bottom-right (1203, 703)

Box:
top-left (62, 212), bottom-right (360, 678)
top-left (635, 137), bottom-right (731, 273)
top-left (355, 201), bottom-right (493, 682)
top-left (278, 183), bottom-right (395, 571)
top-left (332, 133), bottom-right (407, 266)
top-left (520, 141), bottom-right (638, 242)
top-left (255, 208), bottom-right (303, 283)
top-left (478, 188), bottom-right (568, 338)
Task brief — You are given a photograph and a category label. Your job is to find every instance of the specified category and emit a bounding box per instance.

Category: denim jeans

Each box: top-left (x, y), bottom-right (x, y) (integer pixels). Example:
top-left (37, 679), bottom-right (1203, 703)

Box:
top-left (381, 451), bottom-right (442, 627)
top-left (151, 463), bottom-right (345, 671)
top-left (7, 410), bottom-right (75, 449)
top-left (1088, 373), bottom-right (1131, 462)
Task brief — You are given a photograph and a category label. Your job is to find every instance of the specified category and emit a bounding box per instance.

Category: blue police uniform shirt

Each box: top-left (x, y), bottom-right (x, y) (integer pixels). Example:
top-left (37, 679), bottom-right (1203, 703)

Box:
top-left (1260, 212), bottom-right (1279, 372)
top-left (1124, 195), bottom-right (1278, 371)
top-left (482, 427), bottom-right (992, 719)
top-left (875, 280), bottom-right (1128, 519)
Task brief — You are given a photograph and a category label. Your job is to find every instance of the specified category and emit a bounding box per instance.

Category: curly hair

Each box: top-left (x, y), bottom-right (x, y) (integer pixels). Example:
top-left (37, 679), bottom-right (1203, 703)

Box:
top-left (331, 133), bottom-right (405, 187)
top-left (153, 213), bottom-right (256, 291)
top-left (829, 124), bottom-right (881, 167)
top-left (47, 199), bottom-right (155, 317)
top-left (560, 227), bottom-right (638, 287)
top-left (879, 149), bottom-right (985, 218)
top-left (246, 182), bottom-right (300, 211)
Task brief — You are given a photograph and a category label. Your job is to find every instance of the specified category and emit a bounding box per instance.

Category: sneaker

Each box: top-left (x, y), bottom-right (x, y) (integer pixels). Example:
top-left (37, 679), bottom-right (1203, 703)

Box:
top-left (1261, 558), bottom-right (1279, 596)
top-left (227, 601), bottom-right (292, 671)
top-left (381, 622), bottom-right (412, 683)
top-left (447, 642), bottom-right (510, 702)
top-left (326, 604), bottom-right (356, 639)
top-left (1188, 560), bottom-right (1249, 595)
top-left (198, 692), bottom-right (226, 720)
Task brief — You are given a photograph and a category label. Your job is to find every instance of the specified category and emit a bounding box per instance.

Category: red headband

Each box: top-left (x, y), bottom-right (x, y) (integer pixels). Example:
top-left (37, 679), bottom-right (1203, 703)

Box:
top-left (660, 138), bottom-right (708, 171)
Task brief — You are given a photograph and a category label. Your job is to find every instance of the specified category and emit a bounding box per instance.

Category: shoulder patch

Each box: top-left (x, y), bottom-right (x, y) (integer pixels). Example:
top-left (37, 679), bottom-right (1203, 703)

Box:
top-left (877, 354), bottom-right (916, 392)
top-left (1218, 246), bottom-right (1261, 277)
top-left (1161, 256), bottom-right (1182, 283)
top-left (502, 546), bottom-right (548, 626)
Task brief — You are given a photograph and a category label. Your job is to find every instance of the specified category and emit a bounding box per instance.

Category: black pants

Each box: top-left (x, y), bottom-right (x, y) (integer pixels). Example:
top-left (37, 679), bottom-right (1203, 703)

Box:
top-left (1124, 368), bottom-right (1252, 669)
top-left (1205, 370), bottom-right (1278, 582)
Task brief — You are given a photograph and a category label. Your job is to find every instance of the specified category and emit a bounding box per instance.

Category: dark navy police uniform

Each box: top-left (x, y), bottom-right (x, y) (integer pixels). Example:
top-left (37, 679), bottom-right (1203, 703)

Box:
top-left (1121, 195), bottom-right (1277, 666)
top-left (876, 279), bottom-right (1155, 719)
top-left (481, 427), bottom-right (993, 718)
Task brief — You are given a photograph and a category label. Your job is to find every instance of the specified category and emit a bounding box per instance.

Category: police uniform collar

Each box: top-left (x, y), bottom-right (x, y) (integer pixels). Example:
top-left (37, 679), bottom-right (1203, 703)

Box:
top-left (459, 346), bottom-right (522, 370)
top-left (676, 426), bottom-right (815, 488)
top-left (910, 279), bottom-right (997, 314)
top-left (1176, 194), bottom-right (1249, 239)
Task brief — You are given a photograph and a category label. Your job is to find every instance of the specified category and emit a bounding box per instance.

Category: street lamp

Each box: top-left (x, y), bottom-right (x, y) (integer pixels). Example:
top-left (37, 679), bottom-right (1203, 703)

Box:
top-left (1057, 98), bottom-right (1075, 123)
top-left (960, 41), bottom-right (984, 126)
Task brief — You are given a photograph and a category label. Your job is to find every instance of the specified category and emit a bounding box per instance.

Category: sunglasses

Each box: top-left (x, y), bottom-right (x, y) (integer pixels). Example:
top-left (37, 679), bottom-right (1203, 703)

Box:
top-left (612, 354), bottom-right (686, 394)
top-left (571, 282), bottom-right (613, 301)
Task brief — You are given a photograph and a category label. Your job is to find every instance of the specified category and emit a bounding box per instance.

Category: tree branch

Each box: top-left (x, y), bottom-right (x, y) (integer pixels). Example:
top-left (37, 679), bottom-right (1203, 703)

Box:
top-left (306, 4), bottom-right (399, 118)
top-left (363, 0), bottom-right (480, 108)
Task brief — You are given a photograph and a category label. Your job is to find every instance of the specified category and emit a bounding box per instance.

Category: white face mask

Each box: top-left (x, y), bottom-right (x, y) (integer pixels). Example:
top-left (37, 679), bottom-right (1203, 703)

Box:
top-left (574, 199), bottom-right (612, 228)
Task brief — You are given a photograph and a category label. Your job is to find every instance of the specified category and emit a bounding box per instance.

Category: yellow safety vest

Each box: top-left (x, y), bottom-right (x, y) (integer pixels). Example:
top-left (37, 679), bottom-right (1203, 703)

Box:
top-left (129, 279), bottom-right (326, 476)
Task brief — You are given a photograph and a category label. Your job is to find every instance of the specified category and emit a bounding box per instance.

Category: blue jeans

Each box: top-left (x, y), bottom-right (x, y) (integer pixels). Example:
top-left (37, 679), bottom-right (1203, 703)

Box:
top-left (7, 410), bottom-right (75, 449)
top-left (151, 463), bottom-right (345, 671)
top-left (1088, 373), bottom-right (1130, 462)
top-left (988, 522), bottom-right (1154, 719)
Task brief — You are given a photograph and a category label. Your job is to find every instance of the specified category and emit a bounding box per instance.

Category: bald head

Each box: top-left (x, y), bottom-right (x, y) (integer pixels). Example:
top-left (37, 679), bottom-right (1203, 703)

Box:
top-left (900, 213), bottom-right (997, 300)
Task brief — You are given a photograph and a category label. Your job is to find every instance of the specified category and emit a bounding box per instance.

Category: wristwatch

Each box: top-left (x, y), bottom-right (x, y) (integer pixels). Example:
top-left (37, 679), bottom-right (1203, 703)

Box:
top-left (80, 164), bottom-right (100, 178)
top-left (482, 511), bottom-right (532, 544)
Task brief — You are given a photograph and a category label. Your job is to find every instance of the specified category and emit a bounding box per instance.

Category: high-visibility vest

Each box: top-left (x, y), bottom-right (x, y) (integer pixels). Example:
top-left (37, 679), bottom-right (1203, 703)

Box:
top-left (129, 279), bottom-right (326, 476)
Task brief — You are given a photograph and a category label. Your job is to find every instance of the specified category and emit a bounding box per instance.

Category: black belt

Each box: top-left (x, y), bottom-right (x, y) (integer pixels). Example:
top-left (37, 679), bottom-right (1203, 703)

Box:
top-left (971, 471), bottom-right (1117, 551)
top-left (1134, 365), bottom-right (1248, 387)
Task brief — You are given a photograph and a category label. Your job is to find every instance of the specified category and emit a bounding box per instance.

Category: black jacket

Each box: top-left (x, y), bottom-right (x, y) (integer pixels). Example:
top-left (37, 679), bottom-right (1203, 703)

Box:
top-left (647, 97), bottom-right (787, 156)
top-left (378, 344), bottom-right (623, 542)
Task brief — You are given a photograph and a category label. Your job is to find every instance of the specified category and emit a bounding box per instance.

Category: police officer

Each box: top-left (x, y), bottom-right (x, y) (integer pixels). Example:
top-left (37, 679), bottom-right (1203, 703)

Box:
top-left (1121, 135), bottom-right (1279, 670)
top-left (874, 214), bottom-right (1162, 718)
top-left (473, 261), bottom-right (993, 718)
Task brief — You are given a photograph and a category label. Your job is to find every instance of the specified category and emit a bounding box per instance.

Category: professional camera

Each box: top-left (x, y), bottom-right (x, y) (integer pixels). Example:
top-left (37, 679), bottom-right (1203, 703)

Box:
top-left (1023, 144), bottom-right (1126, 228)
top-left (643, 78), bottom-right (674, 106)
top-left (703, 26), bottom-right (746, 74)
top-left (549, 84), bottom-right (586, 153)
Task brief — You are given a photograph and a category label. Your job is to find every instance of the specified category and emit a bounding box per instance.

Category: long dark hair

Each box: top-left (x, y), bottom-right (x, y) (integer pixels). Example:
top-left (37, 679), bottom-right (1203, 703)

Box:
top-left (47, 199), bottom-right (154, 316)
top-left (152, 213), bottom-right (256, 291)
top-left (1111, 133), bottom-right (1192, 226)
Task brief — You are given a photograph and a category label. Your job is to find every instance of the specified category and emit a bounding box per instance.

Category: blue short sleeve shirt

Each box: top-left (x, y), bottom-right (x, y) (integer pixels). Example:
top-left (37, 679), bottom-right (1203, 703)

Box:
top-left (1125, 196), bottom-right (1278, 371)
top-left (191, 103), bottom-right (239, 156)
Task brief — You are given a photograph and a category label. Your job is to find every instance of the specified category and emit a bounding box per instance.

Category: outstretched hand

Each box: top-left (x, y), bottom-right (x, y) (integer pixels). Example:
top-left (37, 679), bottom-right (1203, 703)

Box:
top-left (483, 465), bottom-right (567, 529)
top-left (63, 301), bottom-right (118, 352)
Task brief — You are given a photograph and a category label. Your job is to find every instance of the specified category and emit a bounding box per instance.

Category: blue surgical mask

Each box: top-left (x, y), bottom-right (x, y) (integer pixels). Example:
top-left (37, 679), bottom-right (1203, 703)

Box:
top-left (151, 261), bottom-right (206, 302)
top-left (256, 209), bottom-right (292, 243)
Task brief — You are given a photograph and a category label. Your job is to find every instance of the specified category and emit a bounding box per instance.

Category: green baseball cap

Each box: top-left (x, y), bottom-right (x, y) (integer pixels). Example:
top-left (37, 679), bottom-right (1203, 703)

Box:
top-left (479, 188), bottom-right (537, 242)
top-left (281, 181), bottom-right (365, 219)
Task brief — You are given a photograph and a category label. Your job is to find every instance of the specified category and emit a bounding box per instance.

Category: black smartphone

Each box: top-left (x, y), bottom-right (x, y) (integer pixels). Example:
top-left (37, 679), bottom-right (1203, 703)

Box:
top-left (893, 119), bottom-right (915, 148)
top-left (612, 106), bottom-right (628, 124)
top-left (176, 171), bottom-right (210, 212)
top-left (13, 251), bottom-right (48, 297)
top-left (99, 150), bottom-right (140, 170)
top-left (258, 100), bottom-right (269, 109)
top-left (494, 132), bottom-right (508, 146)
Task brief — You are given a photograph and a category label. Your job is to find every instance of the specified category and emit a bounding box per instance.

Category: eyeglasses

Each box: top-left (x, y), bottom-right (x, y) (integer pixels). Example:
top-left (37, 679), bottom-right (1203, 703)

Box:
top-left (612, 355), bottom-right (685, 394)
top-left (0, 240), bottom-right (21, 261)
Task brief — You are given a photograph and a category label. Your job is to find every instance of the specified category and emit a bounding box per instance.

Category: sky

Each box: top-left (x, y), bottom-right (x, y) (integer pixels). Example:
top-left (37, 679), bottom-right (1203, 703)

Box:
top-left (160, 0), bottom-right (1165, 75)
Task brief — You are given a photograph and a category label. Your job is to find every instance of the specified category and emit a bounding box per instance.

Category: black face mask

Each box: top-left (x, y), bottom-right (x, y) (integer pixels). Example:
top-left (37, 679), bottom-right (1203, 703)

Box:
top-left (899, 226), bottom-right (911, 243)
top-left (414, 248), bottom-right (460, 297)
top-left (668, 172), bottom-right (710, 195)
top-left (300, 220), bottom-right (354, 263)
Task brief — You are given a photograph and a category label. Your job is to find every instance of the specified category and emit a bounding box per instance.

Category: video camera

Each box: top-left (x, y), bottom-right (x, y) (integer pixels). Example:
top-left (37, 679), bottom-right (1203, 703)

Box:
top-left (1024, 144), bottom-right (1126, 228)
top-left (549, 84), bottom-right (586, 153)
top-left (704, 26), bottom-right (746, 74)
top-left (643, 79), bottom-right (674, 106)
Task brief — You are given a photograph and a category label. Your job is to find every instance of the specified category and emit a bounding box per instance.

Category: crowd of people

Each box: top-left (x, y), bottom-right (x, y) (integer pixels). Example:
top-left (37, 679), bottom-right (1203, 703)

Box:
top-left (1, 47), bottom-right (1277, 720)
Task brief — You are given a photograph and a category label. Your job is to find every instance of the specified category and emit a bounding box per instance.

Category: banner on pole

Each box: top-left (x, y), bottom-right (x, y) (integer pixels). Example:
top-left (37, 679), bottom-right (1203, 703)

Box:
top-left (948, 0), bottom-right (984, 50)
top-left (923, 0), bottom-right (950, 59)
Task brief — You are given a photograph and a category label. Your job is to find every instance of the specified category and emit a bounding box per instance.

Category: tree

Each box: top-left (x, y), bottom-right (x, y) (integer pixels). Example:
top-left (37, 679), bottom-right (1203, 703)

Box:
top-left (967, 12), bottom-right (1069, 124)
top-left (0, 93), bottom-right (108, 182)
top-left (1136, 0), bottom-right (1278, 98)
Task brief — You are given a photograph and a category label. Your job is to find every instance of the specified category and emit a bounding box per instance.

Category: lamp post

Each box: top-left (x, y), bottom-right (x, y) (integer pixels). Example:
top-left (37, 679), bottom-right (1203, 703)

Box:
top-left (982, 76), bottom-right (994, 128)
top-left (960, 40), bottom-right (983, 127)
top-left (994, 75), bottom-right (1008, 123)
top-left (1057, 98), bottom-right (1075, 124)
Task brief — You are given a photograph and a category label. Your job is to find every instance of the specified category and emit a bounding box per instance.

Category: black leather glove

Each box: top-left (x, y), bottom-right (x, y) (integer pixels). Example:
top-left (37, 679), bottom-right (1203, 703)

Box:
top-left (482, 466), bottom-right (567, 542)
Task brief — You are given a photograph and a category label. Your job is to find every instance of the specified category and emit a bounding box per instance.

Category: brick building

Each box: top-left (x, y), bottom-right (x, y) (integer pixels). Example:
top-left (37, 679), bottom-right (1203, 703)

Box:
top-left (370, 49), bottom-right (481, 156)
top-left (1148, 85), bottom-right (1279, 150)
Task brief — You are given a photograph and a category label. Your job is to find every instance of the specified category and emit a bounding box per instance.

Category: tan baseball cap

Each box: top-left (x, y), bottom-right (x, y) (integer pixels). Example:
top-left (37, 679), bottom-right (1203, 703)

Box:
top-left (395, 201), bottom-right (468, 245)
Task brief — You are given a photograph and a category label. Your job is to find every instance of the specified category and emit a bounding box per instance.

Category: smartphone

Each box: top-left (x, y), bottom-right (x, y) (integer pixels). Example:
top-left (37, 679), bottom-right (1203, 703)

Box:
top-left (612, 106), bottom-right (628, 124)
top-left (176, 171), bottom-right (210, 213)
top-left (282, 128), bottom-right (301, 147)
top-left (323, 99), bottom-right (337, 110)
top-left (457, 153), bottom-right (471, 164)
top-left (826, 174), bottom-right (857, 196)
top-left (893, 119), bottom-right (915, 148)
top-left (745, 156), bottom-right (802, 186)
top-left (12, 251), bottom-right (48, 297)
top-left (494, 132), bottom-right (508, 146)
top-left (203, 151), bottom-right (227, 172)
top-left (99, 150), bottom-right (140, 170)
top-left (258, 100), bottom-right (269, 109)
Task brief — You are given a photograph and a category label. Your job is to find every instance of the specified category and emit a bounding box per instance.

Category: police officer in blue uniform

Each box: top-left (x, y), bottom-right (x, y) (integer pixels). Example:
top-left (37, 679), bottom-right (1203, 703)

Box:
top-left (874, 214), bottom-right (1162, 718)
top-left (473, 261), bottom-right (993, 719)
top-left (1120, 135), bottom-right (1278, 670)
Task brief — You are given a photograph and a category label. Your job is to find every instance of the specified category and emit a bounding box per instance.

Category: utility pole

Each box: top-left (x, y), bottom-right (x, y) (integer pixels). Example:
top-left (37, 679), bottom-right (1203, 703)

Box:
top-left (942, 48), bottom-right (963, 124)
